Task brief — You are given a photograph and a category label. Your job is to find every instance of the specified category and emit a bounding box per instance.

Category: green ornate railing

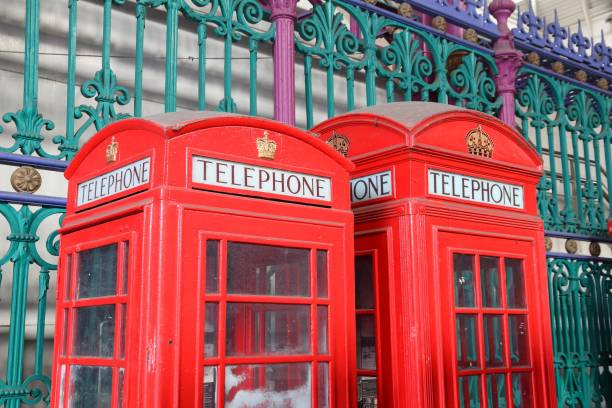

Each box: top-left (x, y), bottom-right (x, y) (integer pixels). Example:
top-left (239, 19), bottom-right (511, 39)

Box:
top-left (516, 65), bottom-right (612, 236)
top-left (547, 256), bottom-right (612, 407)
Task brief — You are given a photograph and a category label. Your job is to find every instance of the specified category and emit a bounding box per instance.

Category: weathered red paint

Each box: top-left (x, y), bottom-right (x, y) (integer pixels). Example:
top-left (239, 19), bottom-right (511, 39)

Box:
top-left (51, 112), bottom-right (355, 408)
top-left (312, 102), bottom-right (557, 408)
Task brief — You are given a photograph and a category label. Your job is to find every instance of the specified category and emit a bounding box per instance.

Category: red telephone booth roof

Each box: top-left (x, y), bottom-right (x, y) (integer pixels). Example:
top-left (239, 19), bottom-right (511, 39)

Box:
top-left (65, 111), bottom-right (353, 179)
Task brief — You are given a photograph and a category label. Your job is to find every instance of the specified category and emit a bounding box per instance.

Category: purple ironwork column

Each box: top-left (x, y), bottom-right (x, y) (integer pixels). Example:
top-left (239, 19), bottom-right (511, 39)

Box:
top-left (490, 0), bottom-right (522, 127)
top-left (271, 0), bottom-right (297, 125)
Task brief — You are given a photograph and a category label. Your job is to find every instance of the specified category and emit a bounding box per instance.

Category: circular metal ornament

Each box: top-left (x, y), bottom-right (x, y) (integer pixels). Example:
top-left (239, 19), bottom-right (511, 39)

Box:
top-left (551, 61), bottom-right (565, 74)
top-left (463, 28), bottom-right (478, 43)
top-left (574, 70), bottom-right (587, 82)
top-left (431, 16), bottom-right (447, 32)
top-left (565, 239), bottom-right (578, 254)
top-left (544, 237), bottom-right (553, 252)
top-left (589, 242), bottom-right (601, 257)
top-left (596, 78), bottom-right (609, 90)
top-left (526, 52), bottom-right (540, 66)
top-left (11, 166), bottom-right (42, 193)
top-left (398, 3), bottom-right (413, 17)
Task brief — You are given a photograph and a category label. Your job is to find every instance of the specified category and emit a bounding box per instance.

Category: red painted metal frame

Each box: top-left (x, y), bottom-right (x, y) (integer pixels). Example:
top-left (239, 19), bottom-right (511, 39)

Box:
top-left (312, 104), bottom-right (557, 408)
top-left (51, 113), bottom-right (355, 408)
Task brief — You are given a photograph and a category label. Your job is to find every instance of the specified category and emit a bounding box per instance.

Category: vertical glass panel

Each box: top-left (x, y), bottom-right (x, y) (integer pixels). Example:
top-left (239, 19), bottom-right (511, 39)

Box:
top-left (69, 365), bottom-right (113, 408)
top-left (59, 364), bottom-right (66, 407)
top-left (226, 303), bottom-right (310, 356)
top-left (227, 242), bottom-right (310, 297)
top-left (456, 314), bottom-right (479, 370)
top-left (203, 366), bottom-right (217, 408)
top-left (317, 363), bottom-right (329, 408)
top-left (205, 241), bottom-right (219, 294)
top-left (317, 306), bottom-right (328, 354)
top-left (355, 256), bottom-right (374, 310)
top-left (505, 259), bottom-right (526, 309)
top-left (480, 256), bottom-right (501, 308)
top-left (118, 304), bottom-right (126, 359)
top-left (77, 244), bottom-right (118, 299)
top-left (454, 254), bottom-right (475, 307)
top-left (511, 373), bottom-right (532, 407)
top-left (509, 315), bottom-right (530, 366)
top-left (483, 315), bottom-right (505, 368)
top-left (486, 374), bottom-right (507, 408)
top-left (356, 315), bottom-right (376, 370)
top-left (64, 254), bottom-right (72, 301)
top-left (458, 376), bottom-right (482, 408)
top-left (119, 242), bottom-right (129, 295)
top-left (224, 363), bottom-right (310, 407)
top-left (204, 303), bottom-right (218, 357)
top-left (357, 376), bottom-right (377, 407)
top-left (73, 305), bottom-right (115, 357)
top-left (62, 309), bottom-right (69, 356)
top-left (117, 368), bottom-right (125, 408)
top-left (317, 250), bottom-right (328, 298)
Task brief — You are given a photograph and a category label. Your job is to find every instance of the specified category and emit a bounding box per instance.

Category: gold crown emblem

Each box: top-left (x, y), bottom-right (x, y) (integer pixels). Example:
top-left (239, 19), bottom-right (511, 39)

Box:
top-left (106, 136), bottom-right (119, 163)
top-left (256, 131), bottom-right (277, 160)
top-left (466, 125), bottom-right (494, 158)
top-left (326, 131), bottom-right (350, 157)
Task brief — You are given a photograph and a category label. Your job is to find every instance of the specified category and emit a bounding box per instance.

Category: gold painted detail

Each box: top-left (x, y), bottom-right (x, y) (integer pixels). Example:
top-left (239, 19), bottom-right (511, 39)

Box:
top-left (463, 28), bottom-right (478, 43)
top-left (431, 15), bottom-right (447, 32)
top-left (326, 131), bottom-right (350, 157)
top-left (11, 166), bottom-right (42, 193)
top-left (465, 125), bottom-right (494, 158)
top-left (596, 78), bottom-right (609, 90)
top-left (551, 61), bottom-right (565, 74)
top-left (565, 239), bottom-right (578, 254)
top-left (544, 237), bottom-right (553, 252)
top-left (574, 70), bottom-right (587, 82)
top-left (589, 242), bottom-right (601, 257)
top-left (256, 131), bottom-right (277, 160)
top-left (106, 136), bottom-right (119, 163)
top-left (526, 52), bottom-right (540, 66)
top-left (398, 3), bottom-right (413, 17)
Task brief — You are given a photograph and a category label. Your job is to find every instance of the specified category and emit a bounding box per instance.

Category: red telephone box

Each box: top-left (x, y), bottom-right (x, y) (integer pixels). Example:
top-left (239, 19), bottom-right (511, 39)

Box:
top-left (51, 112), bottom-right (356, 408)
top-left (313, 102), bottom-right (557, 408)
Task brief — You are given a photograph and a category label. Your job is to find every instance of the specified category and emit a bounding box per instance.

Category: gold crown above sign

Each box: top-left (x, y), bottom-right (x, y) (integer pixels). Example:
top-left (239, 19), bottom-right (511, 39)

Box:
top-left (326, 131), bottom-right (350, 157)
top-left (257, 131), bottom-right (277, 160)
top-left (106, 136), bottom-right (119, 163)
top-left (465, 125), bottom-right (494, 158)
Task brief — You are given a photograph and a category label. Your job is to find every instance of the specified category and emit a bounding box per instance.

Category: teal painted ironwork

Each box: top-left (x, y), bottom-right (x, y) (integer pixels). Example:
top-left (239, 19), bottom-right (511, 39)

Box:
top-left (295, 0), bottom-right (501, 128)
top-left (547, 256), bottom-right (612, 407)
top-left (515, 66), bottom-right (612, 236)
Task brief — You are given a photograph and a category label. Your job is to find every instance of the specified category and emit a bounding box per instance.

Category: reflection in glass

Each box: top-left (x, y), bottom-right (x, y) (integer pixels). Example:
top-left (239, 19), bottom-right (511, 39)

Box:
top-left (226, 303), bottom-right (310, 356)
top-left (120, 242), bottom-right (129, 295)
top-left (480, 256), bottom-right (501, 308)
top-left (357, 376), bottom-right (377, 407)
top-left (509, 315), bottom-right (530, 366)
top-left (456, 314), bottom-right (479, 370)
top-left (356, 315), bottom-right (376, 370)
top-left (205, 303), bottom-right (218, 357)
top-left (69, 365), bottom-right (113, 408)
top-left (77, 244), bottom-right (118, 299)
top-left (64, 254), bottom-right (72, 301)
top-left (205, 241), bottom-right (219, 294)
top-left (505, 259), bottom-right (526, 309)
top-left (118, 304), bottom-right (126, 359)
top-left (483, 315), bottom-right (505, 367)
top-left (318, 306), bottom-right (328, 354)
top-left (511, 373), bottom-right (532, 407)
top-left (454, 254), bottom-right (475, 307)
top-left (355, 256), bottom-right (374, 310)
top-left (203, 366), bottom-right (217, 408)
top-left (224, 363), bottom-right (310, 407)
top-left (227, 243), bottom-right (309, 297)
top-left (73, 305), bottom-right (115, 357)
top-left (318, 363), bottom-right (329, 408)
top-left (117, 368), bottom-right (125, 408)
top-left (458, 376), bottom-right (481, 408)
top-left (486, 374), bottom-right (507, 408)
top-left (317, 250), bottom-right (328, 298)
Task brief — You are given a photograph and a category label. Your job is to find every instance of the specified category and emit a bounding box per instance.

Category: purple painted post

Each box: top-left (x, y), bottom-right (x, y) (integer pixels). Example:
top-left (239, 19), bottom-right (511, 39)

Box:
top-left (490, 0), bottom-right (523, 127)
top-left (270, 0), bottom-right (297, 125)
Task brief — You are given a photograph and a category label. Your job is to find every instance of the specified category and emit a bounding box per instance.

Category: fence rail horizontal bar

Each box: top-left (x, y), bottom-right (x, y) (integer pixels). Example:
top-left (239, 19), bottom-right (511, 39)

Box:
top-left (0, 191), bottom-right (67, 208)
top-left (0, 152), bottom-right (69, 171)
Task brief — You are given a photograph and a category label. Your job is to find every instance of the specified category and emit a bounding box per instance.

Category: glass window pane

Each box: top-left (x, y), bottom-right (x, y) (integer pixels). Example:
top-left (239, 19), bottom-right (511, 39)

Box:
top-left (118, 304), bottom-right (126, 359)
top-left (505, 259), bottom-right (526, 309)
top-left (203, 366), bottom-right (217, 408)
top-left (119, 242), bottom-right (129, 295)
top-left (356, 315), bottom-right (376, 370)
top-left (317, 363), bottom-right (329, 408)
top-left (227, 242), bottom-right (310, 297)
top-left (205, 303), bottom-right (218, 357)
top-left (59, 364), bottom-right (66, 408)
top-left (224, 363), bottom-right (310, 406)
top-left (117, 368), bottom-right (125, 408)
top-left (73, 305), bottom-right (115, 358)
top-left (64, 254), bottom-right (72, 301)
top-left (486, 374), bottom-right (507, 408)
top-left (318, 306), bottom-right (328, 354)
top-left (205, 241), bottom-right (219, 294)
top-left (355, 256), bottom-right (374, 310)
top-left (62, 309), bottom-right (69, 356)
top-left (317, 250), bottom-right (328, 298)
top-left (458, 376), bottom-right (482, 408)
top-left (357, 376), bottom-right (377, 407)
top-left (226, 303), bottom-right (310, 356)
top-left (69, 365), bottom-right (113, 408)
top-left (483, 315), bottom-right (505, 368)
top-left (480, 256), bottom-right (501, 308)
top-left (511, 373), bottom-right (532, 407)
top-left (77, 244), bottom-right (118, 299)
top-left (456, 314), bottom-right (479, 370)
top-left (509, 315), bottom-right (530, 366)
top-left (454, 254), bottom-right (475, 307)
